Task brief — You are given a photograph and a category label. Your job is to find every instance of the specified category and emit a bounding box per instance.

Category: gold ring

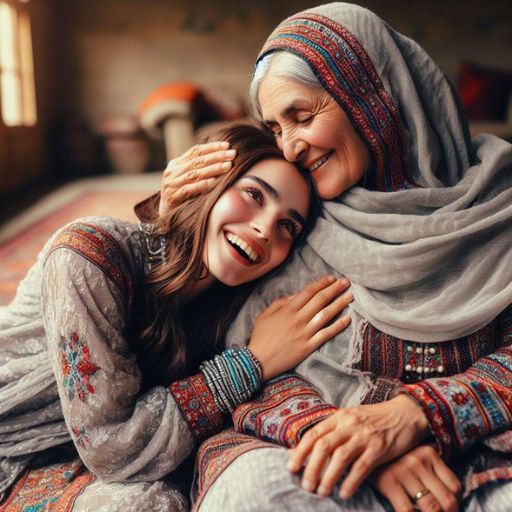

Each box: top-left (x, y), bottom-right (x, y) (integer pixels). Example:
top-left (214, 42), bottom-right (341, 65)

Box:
top-left (413, 488), bottom-right (431, 503)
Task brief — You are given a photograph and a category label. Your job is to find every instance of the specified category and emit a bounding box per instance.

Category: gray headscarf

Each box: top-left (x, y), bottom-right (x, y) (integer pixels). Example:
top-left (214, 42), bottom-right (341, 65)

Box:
top-left (227, 3), bottom-right (512, 405)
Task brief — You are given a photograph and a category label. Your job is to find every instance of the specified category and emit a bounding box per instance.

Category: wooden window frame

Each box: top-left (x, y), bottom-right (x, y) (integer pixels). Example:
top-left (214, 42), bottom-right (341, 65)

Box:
top-left (0, 0), bottom-right (37, 128)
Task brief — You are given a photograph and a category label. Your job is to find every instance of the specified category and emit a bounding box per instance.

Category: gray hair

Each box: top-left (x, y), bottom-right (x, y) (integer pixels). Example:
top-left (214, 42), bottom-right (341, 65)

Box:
top-left (249, 52), bottom-right (323, 119)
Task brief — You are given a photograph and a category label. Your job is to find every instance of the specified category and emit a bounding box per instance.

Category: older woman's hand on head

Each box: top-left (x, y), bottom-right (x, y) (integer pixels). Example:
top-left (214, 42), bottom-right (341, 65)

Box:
top-left (369, 444), bottom-right (461, 512)
top-left (159, 141), bottom-right (236, 217)
top-left (286, 394), bottom-right (431, 501)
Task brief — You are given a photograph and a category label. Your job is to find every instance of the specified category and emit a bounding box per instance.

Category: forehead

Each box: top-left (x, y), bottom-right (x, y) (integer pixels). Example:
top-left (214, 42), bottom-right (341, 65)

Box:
top-left (258, 75), bottom-right (325, 120)
top-left (243, 158), bottom-right (310, 218)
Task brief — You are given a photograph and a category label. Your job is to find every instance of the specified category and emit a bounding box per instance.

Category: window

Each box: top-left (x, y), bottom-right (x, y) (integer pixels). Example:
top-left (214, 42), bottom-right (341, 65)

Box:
top-left (0, 0), bottom-right (36, 127)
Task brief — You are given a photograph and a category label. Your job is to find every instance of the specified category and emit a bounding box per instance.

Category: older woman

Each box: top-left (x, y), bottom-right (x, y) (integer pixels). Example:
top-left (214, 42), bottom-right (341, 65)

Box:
top-left (158, 3), bottom-right (512, 511)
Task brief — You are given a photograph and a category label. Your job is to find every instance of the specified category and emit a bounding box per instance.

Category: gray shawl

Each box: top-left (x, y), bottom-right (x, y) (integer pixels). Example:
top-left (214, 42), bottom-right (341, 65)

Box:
top-left (227, 3), bottom-right (512, 405)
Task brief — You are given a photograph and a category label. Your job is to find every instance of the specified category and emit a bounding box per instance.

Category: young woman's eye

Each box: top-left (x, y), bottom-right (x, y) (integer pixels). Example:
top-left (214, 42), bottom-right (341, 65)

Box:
top-left (244, 187), bottom-right (263, 205)
top-left (279, 219), bottom-right (299, 238)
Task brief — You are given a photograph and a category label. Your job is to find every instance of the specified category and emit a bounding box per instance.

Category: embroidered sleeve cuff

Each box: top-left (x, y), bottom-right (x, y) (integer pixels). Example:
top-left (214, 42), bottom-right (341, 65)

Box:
top-left (403, 374), bottom-right (511, 459)
top-left (170, 374), bottom-right (226, 441)
top-left (233, 374), bottom-right (337, 448)
top-left (401, 382), bottom-right (454, 457)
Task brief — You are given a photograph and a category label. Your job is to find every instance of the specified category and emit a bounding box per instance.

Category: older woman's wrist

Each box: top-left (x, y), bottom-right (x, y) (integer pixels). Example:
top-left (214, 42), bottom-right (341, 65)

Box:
top-left (392, 393), bottom-right (431, 440)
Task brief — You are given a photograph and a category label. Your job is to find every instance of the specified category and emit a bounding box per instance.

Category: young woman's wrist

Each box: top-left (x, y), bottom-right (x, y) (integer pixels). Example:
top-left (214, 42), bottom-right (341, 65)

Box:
top-left (200, 346), bottom-right (263, 413)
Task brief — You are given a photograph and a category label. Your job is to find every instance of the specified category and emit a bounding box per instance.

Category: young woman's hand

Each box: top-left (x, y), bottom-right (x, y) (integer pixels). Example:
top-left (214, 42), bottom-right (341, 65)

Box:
top-left (369, 444), bottom-right (461, 512)
top-left (248, 276), bottom-right (353, 381)
top-left (287, 394), bottom-right (431, 500)
top-left (159, 141), bottom-right (236, 216)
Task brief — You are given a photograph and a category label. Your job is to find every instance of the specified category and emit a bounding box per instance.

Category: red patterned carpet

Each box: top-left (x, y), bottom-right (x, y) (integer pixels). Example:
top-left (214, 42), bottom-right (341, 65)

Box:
top-left (0, 173), bottom-right (160, 306)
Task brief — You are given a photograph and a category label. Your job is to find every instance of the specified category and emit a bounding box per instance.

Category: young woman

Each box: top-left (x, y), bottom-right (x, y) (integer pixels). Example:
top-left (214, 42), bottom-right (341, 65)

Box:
top-left (0, 124), bottom-right (353, 511)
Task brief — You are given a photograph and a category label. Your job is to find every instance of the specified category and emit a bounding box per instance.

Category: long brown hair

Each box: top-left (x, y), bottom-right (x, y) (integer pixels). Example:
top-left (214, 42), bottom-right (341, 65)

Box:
top-left (134, 124), bottom-right (319, 386)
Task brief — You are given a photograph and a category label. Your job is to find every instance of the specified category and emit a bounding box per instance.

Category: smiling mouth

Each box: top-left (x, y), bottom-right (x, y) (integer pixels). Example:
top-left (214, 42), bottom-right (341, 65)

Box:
top-left (225, 232), bottom-right (261, 264)
top-left (309, 151), bottom-right (333, 172)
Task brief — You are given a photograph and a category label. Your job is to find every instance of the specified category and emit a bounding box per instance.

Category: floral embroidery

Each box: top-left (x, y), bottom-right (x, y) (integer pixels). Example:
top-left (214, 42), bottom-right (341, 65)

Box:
top-left (71, 424), bottom-right (90, 449)
top-left (170, 374), bottom-right (225, 440)
top-left (59, 332), bottom-right (99, 402)
top-left (405, 374), bottom-right (511, 457)
top-left (233, 374), bottom-right (337, 447)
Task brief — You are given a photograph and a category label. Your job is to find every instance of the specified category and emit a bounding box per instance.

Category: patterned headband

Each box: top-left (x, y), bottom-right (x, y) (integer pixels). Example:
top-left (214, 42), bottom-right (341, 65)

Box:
top-left (257, 13), bottom-right (409, 192)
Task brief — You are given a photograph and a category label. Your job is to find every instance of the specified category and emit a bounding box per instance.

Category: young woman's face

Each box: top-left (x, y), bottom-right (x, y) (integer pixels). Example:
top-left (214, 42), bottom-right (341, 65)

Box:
top-left (258, 75), bottom-right (370, 200)
top-left (204, 158), bottom-right (310, 286)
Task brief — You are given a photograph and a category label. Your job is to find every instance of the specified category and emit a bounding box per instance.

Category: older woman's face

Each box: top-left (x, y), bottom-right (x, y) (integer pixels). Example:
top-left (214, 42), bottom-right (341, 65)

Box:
top-left (259, 75), bottom-right (370, 199)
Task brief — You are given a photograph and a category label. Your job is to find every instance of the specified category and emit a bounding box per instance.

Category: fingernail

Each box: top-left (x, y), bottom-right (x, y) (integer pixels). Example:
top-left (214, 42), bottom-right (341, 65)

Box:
top-left (302, 480), bottom-right (314, 492)
top-left (219, 141), bottom-right (230, 148)
top-left (339, 278), bottom-right (348, 286)
top-left (221, 161), bottom-right (232, 170)
top-left (317, 486), bottom-right (328, 497)
top-left (327, 275), bottom-right (336, 282)
top-left (225, 149), bottom-right (237, 158)
top-left (339, 487), bottom-right (349, 500)
top-left (343, 292), bottom-right (354, 301)
top-left (286, 459), bottom-right (297, 471)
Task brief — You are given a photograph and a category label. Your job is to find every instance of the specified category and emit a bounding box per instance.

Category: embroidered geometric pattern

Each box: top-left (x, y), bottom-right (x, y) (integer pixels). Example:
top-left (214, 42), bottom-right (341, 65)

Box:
top-left (59, 332), bottom-right (99, 402)
top-left (0, 458), bottom-right (94, 512)
top-left (170, 374), bottom-right (226, 441)
top-left (259, 13), bottom-right (408, 192)
top-left (233, 374), bottom-right (337, 447)
top-left (50, 222), bottom-right (133, 298)
top-left (470, 347), bottom-right (512, 388)
top-left (361, 376), bottom-right (401, 405)
top-left (358, 319), bottom-right (502, 389)
top-left (192, 429), bottom-right (278, 512)
top-left (405, 374), bottom-right (512, 458)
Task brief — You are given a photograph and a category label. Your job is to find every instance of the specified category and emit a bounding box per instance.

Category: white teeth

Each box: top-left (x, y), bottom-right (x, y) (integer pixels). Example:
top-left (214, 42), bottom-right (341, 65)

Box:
top-left (310, 152), bottom-right (332, 172)
top-left (226, 233), bottom-right (258, 262)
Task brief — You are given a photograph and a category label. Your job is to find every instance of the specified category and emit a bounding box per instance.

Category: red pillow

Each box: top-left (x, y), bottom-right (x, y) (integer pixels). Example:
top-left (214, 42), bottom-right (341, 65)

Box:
top-left (457, 61), bottom-right (512, 121)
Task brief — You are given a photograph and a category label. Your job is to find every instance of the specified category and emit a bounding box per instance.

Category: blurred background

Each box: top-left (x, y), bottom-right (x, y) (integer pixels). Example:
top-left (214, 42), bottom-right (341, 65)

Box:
top-left (0, 0), bottom-right (511, 225)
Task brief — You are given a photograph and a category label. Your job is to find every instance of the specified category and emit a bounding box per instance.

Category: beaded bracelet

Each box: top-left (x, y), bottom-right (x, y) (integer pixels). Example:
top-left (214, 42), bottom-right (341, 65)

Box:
top-left (200, 347), bottom-right (263, 413)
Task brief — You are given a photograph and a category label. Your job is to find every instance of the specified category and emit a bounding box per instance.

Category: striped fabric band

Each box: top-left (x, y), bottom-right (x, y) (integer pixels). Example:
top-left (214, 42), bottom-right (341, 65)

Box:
top-left (50, 222), bottom-right (133, 298)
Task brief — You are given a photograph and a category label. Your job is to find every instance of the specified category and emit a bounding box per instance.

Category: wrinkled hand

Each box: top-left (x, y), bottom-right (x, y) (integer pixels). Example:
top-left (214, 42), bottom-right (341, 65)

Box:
top-left (159, 141), bottom-right (236, 216)
top-left (287, 395), bottom-right (430, 499)
top-left (248, 276), bottom-right (352, 382)
top-left (369, 444), bottom-right (461, 512)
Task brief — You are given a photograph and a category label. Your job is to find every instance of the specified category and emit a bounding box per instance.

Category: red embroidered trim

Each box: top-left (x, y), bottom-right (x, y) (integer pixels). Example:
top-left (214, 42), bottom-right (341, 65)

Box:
top-left (192, 429), bottom-right (277, 512)
top-left (0, 459), bottom-right (93, 512)
top-left (170, 374), bottom-right (225, 441)
top-left (281, 404), bottom-right (337, 447)
top-left (404, 383), bottom-right (457, 458)
top-left (50, 222), bottom-right (133, 297)
top-left (233, 374), bottom-right (335, 447)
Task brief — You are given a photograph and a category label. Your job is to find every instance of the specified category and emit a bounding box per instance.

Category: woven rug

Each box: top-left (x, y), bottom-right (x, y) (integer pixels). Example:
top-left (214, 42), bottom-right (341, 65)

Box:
top-left (0, 173), bottom-right (161, 306)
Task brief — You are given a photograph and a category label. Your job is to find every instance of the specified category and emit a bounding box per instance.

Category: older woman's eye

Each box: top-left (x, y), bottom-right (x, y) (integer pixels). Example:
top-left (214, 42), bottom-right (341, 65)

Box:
top-left (265, 123), bottom-right (282, 137)
top-left (297, 115), bottom-right (313, 125)
top-left (244, 187), bottom-right (263, 205)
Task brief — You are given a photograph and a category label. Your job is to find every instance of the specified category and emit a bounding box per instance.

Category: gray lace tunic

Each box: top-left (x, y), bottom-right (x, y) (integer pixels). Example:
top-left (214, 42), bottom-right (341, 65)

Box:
top-left (0, 216), bottom-right (194, 508)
